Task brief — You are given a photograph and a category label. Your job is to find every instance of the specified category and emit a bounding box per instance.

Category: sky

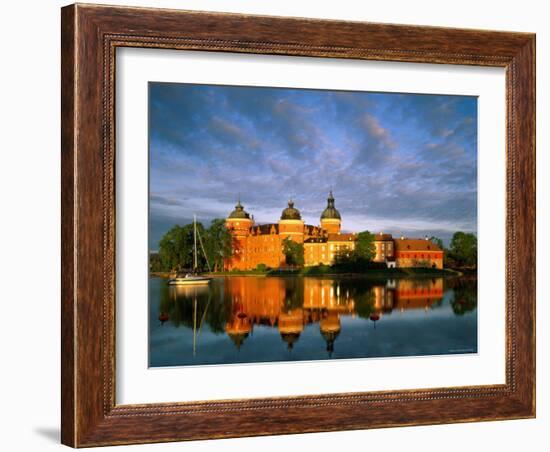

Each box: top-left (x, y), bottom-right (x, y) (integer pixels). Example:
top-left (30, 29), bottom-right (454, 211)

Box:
top-left (149, 82), bottom-right (477, 250)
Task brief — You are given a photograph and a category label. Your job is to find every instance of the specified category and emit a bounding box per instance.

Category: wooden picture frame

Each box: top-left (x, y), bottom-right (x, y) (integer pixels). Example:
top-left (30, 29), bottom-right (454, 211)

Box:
top-left (61, 3), bottom-right (535, 447)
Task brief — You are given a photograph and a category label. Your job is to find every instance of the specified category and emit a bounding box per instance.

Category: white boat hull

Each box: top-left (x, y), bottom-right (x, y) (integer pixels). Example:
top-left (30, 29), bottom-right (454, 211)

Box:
top-left (168, 277), bottom-right (211, 286)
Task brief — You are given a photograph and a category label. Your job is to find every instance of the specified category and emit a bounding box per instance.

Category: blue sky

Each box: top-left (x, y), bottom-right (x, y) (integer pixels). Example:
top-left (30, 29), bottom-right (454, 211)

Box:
top-left (149, 82), bottom-right (477, 250)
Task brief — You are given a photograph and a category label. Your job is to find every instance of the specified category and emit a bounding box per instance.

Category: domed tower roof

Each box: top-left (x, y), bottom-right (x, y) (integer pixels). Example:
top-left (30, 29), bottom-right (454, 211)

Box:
top-left (227, 332), bottom-right (249, 349)
top-left (228, 200), bottom-right (250, 219)
top-left (321, 191), bottom-right (341, 220)
top-left (280, 332), bottom-right (301, 350)
top-left (321, 329), bottom-right (340, 356)
top-left (280, 200), bottom-right (302, 220)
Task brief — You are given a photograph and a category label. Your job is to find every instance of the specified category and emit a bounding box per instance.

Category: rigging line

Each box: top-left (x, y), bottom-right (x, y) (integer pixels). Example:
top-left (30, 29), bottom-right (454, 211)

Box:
top-left (196, 225), bottom-right (212, 272)
top-left (197, 293), bottom-right (212, 340)
top-left (193, 296), bottom-right (197, 356)
top-left (193, 215), bottom-right (198, 271)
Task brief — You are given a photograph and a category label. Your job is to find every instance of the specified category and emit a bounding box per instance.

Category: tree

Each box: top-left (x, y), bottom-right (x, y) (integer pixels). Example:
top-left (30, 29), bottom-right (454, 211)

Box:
top-left (333, 248), bottom-right (353, 265)
top-left (158, 222), bottom-right (207, 272)
top-left (149, 252), bottom-right (163, 272)
top-left (204, 219), bottom-right (232, 272)
top-left (158, 224), bottom-right (191, 271)
top-left (429, 236), bottom-right (456, 268)
top-left (449, 232), bottom-right (477, 268)
top-left (332, 231), bottom-right (376, 271)
top-left (354, 230), bottom-right (376, 261)
top-left (282, 237), bottom-right (304, 267)
top-left (157, 219), bottom-right (233, 273)
top-left (429, 236), bottom-right (444, 250)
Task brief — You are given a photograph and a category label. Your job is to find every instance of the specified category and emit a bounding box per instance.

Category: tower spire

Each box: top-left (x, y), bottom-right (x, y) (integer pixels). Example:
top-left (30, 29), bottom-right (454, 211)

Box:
top-left (320, 190), bottom-right (341, 233)
top-left (326, 190), bottom-right (336, 209)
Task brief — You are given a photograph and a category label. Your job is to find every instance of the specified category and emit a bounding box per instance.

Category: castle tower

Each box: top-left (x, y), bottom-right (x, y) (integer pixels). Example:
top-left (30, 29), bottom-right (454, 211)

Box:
top-left (225, 200), bottom-right (253, 237)
top-left (278, 200), bottom-right (304, 243)
top-left (225, 200), bottom-right (253, 270)
top-left (320, 191), bottom-right (341, 234)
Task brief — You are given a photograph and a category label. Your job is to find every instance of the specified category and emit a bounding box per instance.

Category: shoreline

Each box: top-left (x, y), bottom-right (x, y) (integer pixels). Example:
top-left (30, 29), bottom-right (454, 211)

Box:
top-left (150, 268), bottom-right (465, 279)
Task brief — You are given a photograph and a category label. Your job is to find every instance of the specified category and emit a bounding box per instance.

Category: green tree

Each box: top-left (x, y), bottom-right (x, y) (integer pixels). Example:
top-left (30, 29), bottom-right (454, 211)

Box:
top-left (255, 263), bottom-right (269, 272)
top-left (354, 230), bottom-right (376, 261)
top-left (332, 231), bottom-right (377, 271)
top-left (204, 219), bottom-right (232, 272)
top-left (429, 236), bottom-right (444, 250)
top-left (449, 232), bottom-right (477, 267)
top-left (282, 237), bottom-right (305, 267)
top-left (149, 252), bottom-right (163, 272)
top-left (158, 222), bottom-right (207, 272)
top-left (429, 236), bottom-right (450, 267)
top-left (333, 248), bottom-right (353, 264)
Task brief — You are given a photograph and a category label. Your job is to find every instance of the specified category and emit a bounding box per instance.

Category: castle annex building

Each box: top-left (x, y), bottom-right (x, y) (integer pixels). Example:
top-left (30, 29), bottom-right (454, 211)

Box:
top-left (224, 192), bottom-right (443, 270)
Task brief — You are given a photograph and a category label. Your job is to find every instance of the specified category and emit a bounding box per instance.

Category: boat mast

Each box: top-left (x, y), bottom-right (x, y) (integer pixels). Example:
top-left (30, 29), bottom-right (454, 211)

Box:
top-left (193, 214), bottom-right (198, 272)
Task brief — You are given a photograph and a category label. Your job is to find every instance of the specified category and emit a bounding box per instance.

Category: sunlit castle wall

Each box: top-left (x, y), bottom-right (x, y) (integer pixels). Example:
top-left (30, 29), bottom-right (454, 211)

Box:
top-left (244, 228), bottom-right (285, 269)
top-left (373, 233), bottom-right (395, 263)
top-left (303, 241), bottom-right (332, 266)
top-left (278, 220), bottom-right (304, 242)
top-left (320, 218), bottom-right (341, 234)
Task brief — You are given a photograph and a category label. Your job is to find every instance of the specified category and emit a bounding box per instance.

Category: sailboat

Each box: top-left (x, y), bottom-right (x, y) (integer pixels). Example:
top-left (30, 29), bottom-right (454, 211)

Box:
top-left (168, 215), bottom-right (212, 286)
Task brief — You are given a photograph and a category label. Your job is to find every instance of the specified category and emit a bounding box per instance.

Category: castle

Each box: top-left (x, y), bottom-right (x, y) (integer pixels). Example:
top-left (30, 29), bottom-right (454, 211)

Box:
top-left (224, 192), bottom-right (443, 270)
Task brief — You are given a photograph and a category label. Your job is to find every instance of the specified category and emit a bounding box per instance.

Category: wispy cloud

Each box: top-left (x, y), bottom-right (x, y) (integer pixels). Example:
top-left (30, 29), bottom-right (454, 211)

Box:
top-left (149, 83), bottom-right (477, 249)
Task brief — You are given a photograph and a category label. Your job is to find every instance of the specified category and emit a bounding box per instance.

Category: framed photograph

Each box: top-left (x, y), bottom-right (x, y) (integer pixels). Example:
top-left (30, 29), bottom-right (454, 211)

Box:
top-left (61, 3), bottom-right (535, 447)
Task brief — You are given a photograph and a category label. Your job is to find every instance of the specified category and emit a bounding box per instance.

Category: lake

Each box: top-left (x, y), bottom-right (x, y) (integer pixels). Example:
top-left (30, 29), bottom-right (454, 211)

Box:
top-left (149, 275), bottom-right (477, 367)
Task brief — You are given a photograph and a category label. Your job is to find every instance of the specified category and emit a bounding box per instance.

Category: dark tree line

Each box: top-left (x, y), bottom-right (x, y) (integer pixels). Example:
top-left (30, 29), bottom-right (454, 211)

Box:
top-left (430, 231), bottom-right (477, 269)
top-left (151, 219), bottom-right (232, 272)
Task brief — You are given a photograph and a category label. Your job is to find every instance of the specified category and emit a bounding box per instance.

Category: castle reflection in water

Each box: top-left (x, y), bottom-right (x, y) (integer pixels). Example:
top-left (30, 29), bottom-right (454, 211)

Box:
top-left (157, 276), bottom-right (473, 356)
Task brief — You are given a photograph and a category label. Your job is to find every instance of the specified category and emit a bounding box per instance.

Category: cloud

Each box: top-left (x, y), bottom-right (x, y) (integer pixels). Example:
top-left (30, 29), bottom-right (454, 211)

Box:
top-left (148, 83), bottom-right (478, 249)
top-left (362, 114), bottom-right (395, 148)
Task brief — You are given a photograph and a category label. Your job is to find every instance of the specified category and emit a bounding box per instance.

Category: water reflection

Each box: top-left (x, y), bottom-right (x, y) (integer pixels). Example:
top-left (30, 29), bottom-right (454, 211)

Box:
top-left (151, 276), bottom-right (477, 365)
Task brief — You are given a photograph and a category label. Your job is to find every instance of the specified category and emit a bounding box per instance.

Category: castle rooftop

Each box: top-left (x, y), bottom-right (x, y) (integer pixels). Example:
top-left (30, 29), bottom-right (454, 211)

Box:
top-left (280, 200), bottom-right (302, 220)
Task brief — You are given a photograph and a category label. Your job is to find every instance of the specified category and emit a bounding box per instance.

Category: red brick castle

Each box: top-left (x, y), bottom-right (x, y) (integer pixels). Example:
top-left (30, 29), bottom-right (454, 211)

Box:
top-left (224, 192), bottom-right (443, 270)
